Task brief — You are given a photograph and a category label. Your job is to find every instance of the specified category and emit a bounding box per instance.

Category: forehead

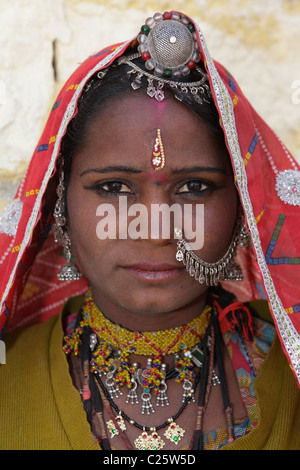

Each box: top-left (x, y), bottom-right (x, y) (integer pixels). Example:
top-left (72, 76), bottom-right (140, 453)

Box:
top-left (72, 92), bottom-right (230, 173)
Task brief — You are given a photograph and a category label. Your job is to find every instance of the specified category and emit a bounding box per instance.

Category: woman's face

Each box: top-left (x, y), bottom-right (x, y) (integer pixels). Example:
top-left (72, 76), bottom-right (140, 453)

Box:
top-left (67, 92), bottom-right (238, 330)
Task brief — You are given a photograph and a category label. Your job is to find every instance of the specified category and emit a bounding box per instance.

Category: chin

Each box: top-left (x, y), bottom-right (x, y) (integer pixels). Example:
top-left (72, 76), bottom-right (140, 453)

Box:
top-left (121, 291), bottom-right (196, 316)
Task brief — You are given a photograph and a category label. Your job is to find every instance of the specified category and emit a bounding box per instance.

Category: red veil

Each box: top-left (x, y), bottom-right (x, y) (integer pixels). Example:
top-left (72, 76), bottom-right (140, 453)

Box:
top-left (0, 13), bottom-right (300, 387)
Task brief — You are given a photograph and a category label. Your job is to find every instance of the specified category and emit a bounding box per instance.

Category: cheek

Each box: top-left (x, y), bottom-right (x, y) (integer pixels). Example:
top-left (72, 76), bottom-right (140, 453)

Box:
top-left (66, 185), bottom-right (101, 266)
top-left (66, 183), bottom-right (125, 281)
top-left (197, 190), bottom-right (238, 261)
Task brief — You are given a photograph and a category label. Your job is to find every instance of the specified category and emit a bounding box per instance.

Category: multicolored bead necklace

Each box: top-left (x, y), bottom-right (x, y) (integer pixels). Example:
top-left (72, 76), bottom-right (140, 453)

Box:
top-left (63, 288), bottom-right (216, 449)
top-left (64, 288), bottom-right (212, 397)
top-left (65, 288), bottom-right (211, 354)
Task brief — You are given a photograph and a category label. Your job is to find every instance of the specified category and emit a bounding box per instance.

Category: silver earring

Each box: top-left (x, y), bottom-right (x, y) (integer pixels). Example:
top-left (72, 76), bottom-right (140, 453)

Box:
top-left (175, 210), bottom-right (248, 286)
top-left (52, 163), bottom-right (82, 281)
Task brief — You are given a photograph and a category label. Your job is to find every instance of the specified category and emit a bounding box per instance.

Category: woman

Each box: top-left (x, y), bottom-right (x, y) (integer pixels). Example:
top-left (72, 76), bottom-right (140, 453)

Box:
top-left (0, 10), bottom-right (299, 450)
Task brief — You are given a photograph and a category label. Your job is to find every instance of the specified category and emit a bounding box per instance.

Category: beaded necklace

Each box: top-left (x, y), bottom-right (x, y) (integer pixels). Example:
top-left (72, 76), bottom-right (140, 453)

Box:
top-left (65, 288), bottom-right (211, 356)
top-left (64, 289), bottom-right (212, 396)
top-left (63, 289), bottom-right (234, 450)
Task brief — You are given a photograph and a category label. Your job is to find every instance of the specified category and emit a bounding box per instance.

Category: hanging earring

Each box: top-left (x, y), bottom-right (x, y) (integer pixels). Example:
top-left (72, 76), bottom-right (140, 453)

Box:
top-left (52, 162), bottom-right (82, 281)
top-left (175, 208), bottom-right (248, 286)
top-left (234, 210), bottom-right (249, 249)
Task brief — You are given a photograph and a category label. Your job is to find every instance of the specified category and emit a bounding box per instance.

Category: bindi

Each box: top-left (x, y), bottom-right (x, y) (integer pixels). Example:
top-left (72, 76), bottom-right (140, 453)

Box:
top-left (144, 172), bottom-right (168, 184)
top-left (151, 129), bottom-right (165, 171)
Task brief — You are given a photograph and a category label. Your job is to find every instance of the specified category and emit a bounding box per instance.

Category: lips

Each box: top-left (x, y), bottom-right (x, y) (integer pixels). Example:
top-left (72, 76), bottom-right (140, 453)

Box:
top-left (121, 262), bottom-right (184, 283)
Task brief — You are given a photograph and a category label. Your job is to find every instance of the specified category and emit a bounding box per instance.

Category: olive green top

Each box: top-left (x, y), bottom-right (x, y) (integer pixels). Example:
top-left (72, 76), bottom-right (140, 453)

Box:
top-left (0, 297), bottom-right (299, 450)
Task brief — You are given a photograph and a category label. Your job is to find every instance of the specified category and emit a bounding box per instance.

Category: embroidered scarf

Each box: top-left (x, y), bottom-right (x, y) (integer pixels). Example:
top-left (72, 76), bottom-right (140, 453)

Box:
top-left (0, 12), bottom-right (299, 387)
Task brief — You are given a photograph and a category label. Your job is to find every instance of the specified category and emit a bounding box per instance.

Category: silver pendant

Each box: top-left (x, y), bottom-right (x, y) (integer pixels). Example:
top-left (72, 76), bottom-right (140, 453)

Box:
top-left (156, 380), bottom-right (169, 407)
top-left (176, 248), bottom-right (184, 262)
top-left (212, 369), bottom-right (220, 386)
top-left (182, 378), bottom-right (195, 403)
top-left (126, 378), bottom-right (139, 404)
top-left (141, 390), bottom-right (155, 414)
top-left (147, 79), bottom-right (165, 101)
top-left (106, 371), bottom-right (123, 399)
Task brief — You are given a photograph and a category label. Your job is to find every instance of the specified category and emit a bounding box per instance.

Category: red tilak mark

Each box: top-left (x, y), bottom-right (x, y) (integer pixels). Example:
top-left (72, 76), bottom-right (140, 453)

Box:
top-left (144, 172), bottom-right (168, 183)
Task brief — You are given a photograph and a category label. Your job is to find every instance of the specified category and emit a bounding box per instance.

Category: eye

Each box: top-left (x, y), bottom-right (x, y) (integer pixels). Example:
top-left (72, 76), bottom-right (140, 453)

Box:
top-left (86, 180), bottom-right (133, 195)
top-left (177, 180), bottom-right (210, 195)
top-left (100, 181), bottom-right (132, 193)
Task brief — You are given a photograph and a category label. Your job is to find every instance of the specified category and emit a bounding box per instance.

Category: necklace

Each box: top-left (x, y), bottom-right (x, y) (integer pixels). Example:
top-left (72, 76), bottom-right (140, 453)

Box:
top-left (69, 288), bottom-right (211, 355)
top-left (64, 289), bottom-right (212, 398)
top-left (94, 361), bottom-right (204, 449)
top-left (63, 289), bottom-right (234, 450)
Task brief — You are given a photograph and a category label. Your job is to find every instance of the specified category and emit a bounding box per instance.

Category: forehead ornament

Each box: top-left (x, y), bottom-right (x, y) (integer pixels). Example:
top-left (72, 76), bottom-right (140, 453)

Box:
top-left (151, 129), bottom-right (165, 171)
top-left (138, 11), bottom-right (199, 76)
top-left (118, 11), bottom-right (212, 104)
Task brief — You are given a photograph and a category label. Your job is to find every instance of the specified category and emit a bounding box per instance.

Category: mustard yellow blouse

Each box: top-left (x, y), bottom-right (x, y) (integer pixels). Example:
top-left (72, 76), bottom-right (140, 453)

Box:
top-left (0, 297), bottom-right (299, 450)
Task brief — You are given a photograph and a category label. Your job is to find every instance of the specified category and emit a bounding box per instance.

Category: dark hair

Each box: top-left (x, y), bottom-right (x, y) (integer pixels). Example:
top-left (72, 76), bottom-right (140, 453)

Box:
top-left (60, 54), bottom-right (224, 192)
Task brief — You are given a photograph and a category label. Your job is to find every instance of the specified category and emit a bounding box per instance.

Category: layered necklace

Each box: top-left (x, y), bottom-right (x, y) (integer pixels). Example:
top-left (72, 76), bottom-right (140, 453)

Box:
top-left (63, 289), bottom-right (234, 450)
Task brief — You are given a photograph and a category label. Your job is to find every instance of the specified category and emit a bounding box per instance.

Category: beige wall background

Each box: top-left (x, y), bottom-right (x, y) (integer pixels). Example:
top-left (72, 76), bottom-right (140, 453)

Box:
top-left (0, 0), bottom-right (300, 210)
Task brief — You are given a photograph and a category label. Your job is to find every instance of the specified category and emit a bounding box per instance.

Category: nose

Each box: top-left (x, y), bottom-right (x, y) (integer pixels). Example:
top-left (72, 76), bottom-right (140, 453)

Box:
top-left (128, 191), bottom-right (178, 246)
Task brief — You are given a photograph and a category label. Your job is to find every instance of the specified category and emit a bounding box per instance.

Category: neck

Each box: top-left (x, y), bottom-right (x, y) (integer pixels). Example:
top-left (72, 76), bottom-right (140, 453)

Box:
top-left (90, 287), bottom-right (209, 332)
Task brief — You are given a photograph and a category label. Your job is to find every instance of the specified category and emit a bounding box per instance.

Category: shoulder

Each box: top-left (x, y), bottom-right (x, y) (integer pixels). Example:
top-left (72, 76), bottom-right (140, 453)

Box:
top-left (0, 297), bottom-right (85, 450)
top-left (4, 314), bottom-right (58, 360)
top-left (3, 294), bottom-right (84, 359)
top-left (0, 314), bottom-right (60, 396)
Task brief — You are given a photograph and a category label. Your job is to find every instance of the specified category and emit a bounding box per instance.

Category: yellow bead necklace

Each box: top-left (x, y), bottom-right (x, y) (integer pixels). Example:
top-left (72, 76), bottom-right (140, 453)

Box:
top-left (63, 288), bottom-right (214, 449)
top-left (81, 288), bottom-right (211, 356)
top-left (64, 288), bottom-right (212, 395)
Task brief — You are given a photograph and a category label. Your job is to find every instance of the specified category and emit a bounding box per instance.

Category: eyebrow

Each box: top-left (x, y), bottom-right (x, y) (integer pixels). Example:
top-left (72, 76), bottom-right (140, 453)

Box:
top-left (171, 166), bottom-right (226, 175)
top-left (80, 165), bottom-right (226, 177)
top-left (80, 166), bottom-right (142, 176)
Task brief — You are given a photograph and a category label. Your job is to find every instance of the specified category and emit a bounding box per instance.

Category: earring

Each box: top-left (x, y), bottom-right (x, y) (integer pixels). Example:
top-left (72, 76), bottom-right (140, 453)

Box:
top-left (175, 209), bottom-right (248, 286)
top-left (52, 163), bottom-right (82, 281)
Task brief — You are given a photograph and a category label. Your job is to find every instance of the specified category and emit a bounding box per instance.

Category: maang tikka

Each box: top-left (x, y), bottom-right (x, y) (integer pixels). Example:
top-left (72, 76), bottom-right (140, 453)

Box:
top-left (151, 129), bottom-right (166, 171)
top-left (52, 162), bottom-right (82, 281)
top-left (175, 209), bottom-right (248, 286)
